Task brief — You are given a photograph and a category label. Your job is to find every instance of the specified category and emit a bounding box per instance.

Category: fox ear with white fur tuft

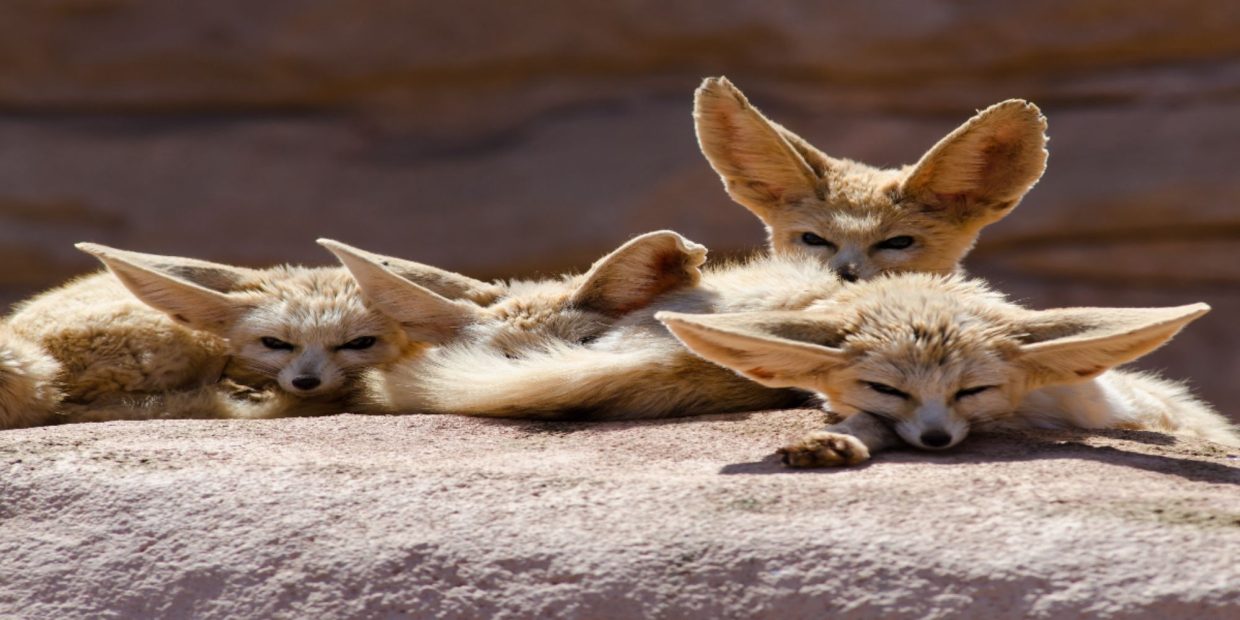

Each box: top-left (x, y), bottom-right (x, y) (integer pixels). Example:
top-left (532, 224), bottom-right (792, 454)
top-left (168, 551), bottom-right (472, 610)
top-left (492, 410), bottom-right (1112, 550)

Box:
top-left (1015, 303), bottom-right (1209, 388)
top-left (570, 230), bottom-right (708, 316)
top-left (319, 239), bottom-right (482, 344)
top-left (657, 310), bottom-right (851, 389)
top-left (901, 99), bottom-right (1048, 226)
top-left (76, 243), bottom-right (253, 334)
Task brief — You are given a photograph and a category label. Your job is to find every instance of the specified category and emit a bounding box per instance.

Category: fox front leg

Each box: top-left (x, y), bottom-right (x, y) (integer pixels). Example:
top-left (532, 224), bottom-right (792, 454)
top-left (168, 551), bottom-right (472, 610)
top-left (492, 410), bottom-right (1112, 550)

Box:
top-left (778, 412), bottom-right (903, 468)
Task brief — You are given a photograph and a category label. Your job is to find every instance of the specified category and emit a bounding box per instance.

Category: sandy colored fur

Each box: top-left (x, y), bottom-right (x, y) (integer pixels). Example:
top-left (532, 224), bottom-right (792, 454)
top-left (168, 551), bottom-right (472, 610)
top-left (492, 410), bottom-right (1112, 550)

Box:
top-left (1016, 370), bottom-right (1238, 446)
top-left (369, 254), bottom-right (839, 419)
top-left (0, 324), bottom-right (64, 429)
top-left (659, 273), bottom-right (1236, 465)
top-left (694, 76), bottom-right (1047, 280)
top-left (1, 257), bottom-right (418, 429)
top-left (1, 272), bottom-right (232, 428)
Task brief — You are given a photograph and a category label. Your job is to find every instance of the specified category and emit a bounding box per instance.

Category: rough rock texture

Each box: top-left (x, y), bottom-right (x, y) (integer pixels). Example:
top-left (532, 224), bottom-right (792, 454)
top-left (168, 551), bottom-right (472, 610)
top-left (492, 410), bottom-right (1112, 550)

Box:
top-left (0, 411), bottom-right (1237, 618)
top-left (1, 2), bottom-right (1237, 418)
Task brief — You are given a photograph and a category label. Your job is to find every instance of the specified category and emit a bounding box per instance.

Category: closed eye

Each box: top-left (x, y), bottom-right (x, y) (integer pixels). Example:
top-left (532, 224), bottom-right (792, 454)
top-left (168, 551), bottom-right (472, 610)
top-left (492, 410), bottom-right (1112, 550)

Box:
top-left (873, 235), bottom-right (914, 251)
top-left (260, 337), bottom-right (295, 351)
top-left (337, 336), bottom-right (377, 351)
top-left (865, 381), bottom-right (909, 400)
top-left (954, 385), bottom-right (994, 400)
top-left (800, 232), bottom-right (837, 250)
top-left (861, 409), bottom-right (900, 425)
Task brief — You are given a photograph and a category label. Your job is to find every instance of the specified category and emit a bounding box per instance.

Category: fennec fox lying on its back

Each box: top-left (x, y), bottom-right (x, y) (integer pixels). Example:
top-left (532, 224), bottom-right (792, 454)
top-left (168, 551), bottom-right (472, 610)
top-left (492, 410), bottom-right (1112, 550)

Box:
top-left (695, 77), bottom-right (1048, 280)
top-left (660, 275), bottom-right (1238, 467)
top-left (0, 243), bottom-right (500, 429)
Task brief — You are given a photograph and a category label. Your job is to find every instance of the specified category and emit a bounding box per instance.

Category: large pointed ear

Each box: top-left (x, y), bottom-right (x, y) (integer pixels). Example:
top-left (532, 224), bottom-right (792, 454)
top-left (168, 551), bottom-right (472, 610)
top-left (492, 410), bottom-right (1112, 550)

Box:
top-left (316, 239), bottom-right (503, 304)
top-left (76, 243), bottom-right (252, 333)
top-left (570, 231), bottom-right (708, 316)
top-left (320, 240), bottom-right (482, 344)
top-left (1016, 303), bottom-right (1209, 387)
top-left (656, 310), bottom-right (851, 388)
top-left (901, 99), bottom-right (1048, 226)
top-left (694, 76), bottom-right (828, 219)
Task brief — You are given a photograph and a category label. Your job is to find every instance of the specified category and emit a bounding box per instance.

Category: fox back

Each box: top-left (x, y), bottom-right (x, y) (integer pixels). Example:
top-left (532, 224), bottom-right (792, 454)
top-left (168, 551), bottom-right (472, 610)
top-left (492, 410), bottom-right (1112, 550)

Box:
top-left (6, 272), bottom-right (230, 406)
top-left (694, 77), bottom-right (1048, 281)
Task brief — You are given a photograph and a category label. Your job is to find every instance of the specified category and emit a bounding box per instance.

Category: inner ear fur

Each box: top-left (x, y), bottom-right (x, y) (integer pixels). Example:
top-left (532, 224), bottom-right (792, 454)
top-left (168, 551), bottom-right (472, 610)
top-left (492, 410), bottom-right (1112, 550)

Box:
top-left (694, 76), bottom-right (829, 218)
top-left (320, 240), bottom-right (481, 344)
top-left (75, 243), bottom-right (252, 333)
top-left (316, 239), bottom-right (503, 305)
top-left (1016, 303), bottom-right (1210, 386)
top-left (657, 310), bottom-right (851, 389)
top-left (570, 230), bottom-right (708, 316)
top-left (901, 99), bottom-right (1048, 225)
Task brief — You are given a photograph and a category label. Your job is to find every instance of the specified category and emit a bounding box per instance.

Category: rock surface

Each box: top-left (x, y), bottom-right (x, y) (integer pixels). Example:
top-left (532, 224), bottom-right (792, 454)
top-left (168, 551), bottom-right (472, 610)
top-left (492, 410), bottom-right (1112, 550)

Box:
top-left (1, 411), bottom-right (1237, 618)
top-left (1, 2), bottom-right (1237, 418)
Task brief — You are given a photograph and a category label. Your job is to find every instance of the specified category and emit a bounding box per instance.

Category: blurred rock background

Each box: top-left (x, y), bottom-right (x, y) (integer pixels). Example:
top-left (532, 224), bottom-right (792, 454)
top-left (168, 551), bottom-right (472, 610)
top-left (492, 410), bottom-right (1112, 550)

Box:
top-left (1, 0), bottom-right (1237, 420)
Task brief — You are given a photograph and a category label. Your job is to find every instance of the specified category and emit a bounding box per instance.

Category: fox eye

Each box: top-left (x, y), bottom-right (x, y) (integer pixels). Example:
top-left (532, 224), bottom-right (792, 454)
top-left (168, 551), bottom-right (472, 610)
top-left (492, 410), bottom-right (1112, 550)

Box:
top-left (338, 336), bottom-right (377, 350)
top-left (800, 232), bottom-right (837, 250)
top-left (874, 236), bottom-right (914, 250)
top-left (865, 381), bottom-right (909, 400)
top-left (260, 337), bottom-right (295, 351)
top-left (954, 385), bottom-right (994, 400)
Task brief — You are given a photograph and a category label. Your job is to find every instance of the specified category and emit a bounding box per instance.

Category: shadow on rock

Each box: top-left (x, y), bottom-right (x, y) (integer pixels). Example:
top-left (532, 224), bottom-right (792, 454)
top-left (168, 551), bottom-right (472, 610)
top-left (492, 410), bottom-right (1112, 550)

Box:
top-left (719, 428), bottom-right (1240, 484)
top-left (470, 409), bottom-right (775, 436)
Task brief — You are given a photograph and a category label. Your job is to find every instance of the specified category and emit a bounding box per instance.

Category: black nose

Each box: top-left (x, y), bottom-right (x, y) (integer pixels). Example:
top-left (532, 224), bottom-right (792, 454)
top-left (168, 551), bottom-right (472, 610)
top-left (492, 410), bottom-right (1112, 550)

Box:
top-left (920, 430), bottom-right (952, 448)
top-left (291, 376), bottom-right (321, 391)
top-left (838, 267), bottom-right (859, 283)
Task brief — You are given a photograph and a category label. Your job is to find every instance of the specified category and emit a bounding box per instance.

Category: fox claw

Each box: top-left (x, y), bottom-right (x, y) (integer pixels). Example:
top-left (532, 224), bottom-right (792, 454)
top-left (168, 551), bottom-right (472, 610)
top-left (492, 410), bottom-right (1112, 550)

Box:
top-left (778, 431), bottom-right (871, 468)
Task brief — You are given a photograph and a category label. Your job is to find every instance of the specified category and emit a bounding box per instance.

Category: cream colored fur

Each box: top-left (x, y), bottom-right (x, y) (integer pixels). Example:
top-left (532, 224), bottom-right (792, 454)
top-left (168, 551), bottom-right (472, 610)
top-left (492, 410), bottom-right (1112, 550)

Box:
top-left (694, 76), bottom-right (1048, 280)
top-left (360, 240), bottom-right (844, 419)
top-left (0, 243), bottom-right (490, 429)
top-left (658, 274), bottom-right (1236, 466)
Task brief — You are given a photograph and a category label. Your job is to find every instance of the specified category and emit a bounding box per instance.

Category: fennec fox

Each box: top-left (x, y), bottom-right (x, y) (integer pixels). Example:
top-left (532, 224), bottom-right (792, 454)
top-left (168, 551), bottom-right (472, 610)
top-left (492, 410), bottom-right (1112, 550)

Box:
top-left (339, 232), bottom-right (849, 419)
top-left (0, 244), bottom-right (500, 429)
top-left (323, 231), bottom-right (721, 416)
top-left (660, 274), bottom-right (1237, 466)
top-left (694, 76), bottom-right (1048, 281)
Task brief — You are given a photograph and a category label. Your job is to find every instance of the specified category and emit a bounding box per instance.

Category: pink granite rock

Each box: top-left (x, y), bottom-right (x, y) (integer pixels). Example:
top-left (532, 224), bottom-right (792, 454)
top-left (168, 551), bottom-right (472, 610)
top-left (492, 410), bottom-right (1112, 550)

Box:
top-left (1, 411), bottom-right (1236, 617)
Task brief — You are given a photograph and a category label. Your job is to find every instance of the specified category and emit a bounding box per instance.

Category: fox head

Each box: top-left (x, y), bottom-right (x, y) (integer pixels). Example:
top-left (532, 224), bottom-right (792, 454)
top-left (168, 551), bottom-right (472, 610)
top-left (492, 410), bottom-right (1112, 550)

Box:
top-left (76, 243), bottom-right (501, 399)
top-left (325, 231), bottom-right (708, 357)
top-left (694, 77), bottom-right (1048, 282)
top-left (659, 275), bottom-right (1208, 451)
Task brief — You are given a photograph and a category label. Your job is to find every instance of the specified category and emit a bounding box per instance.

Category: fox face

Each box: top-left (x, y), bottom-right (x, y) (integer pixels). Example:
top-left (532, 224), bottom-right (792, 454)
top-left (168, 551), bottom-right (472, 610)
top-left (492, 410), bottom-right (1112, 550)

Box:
top-left (323, 230), bottom-right (708, 359)
top-left (659, 274), bottom-right (1209, 450)
top-left (209, 275), bottom-right (409, 397)
top-left (77, 243), bottom-right (501, 400)
top-left (694, 77), bottom-right (1048, 281)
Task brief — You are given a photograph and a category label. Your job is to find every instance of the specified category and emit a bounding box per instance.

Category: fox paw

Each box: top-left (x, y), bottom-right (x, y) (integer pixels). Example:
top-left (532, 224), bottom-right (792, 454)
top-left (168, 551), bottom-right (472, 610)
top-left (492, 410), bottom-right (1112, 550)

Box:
top-left (218, 379), bottom-right (276, 403)
top-left (778, 431), bottom-right (871, 468)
